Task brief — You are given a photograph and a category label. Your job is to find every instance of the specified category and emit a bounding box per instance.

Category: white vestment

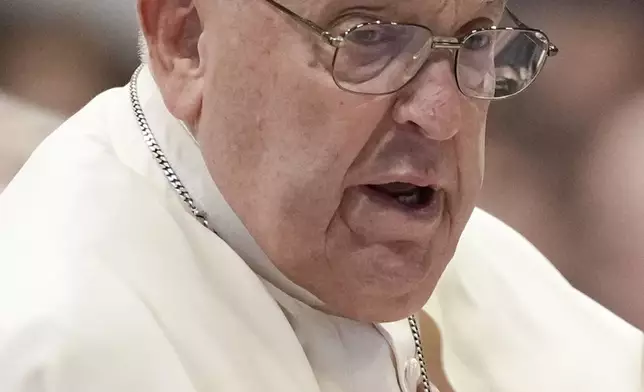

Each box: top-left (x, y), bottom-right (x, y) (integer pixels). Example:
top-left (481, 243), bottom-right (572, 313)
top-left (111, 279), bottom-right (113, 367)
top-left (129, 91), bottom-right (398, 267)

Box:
top-left (0, 65), bottom-right (642, 392)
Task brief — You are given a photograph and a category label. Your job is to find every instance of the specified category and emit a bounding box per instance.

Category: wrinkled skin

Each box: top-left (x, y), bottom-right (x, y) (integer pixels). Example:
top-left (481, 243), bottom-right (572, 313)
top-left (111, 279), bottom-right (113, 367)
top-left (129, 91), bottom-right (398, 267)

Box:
top-left (139, 0), bottom-right (504, 322)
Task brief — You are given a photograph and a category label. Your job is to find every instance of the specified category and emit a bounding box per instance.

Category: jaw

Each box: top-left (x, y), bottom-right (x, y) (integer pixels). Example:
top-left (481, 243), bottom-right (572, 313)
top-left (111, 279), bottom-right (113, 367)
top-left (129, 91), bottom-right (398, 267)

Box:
top-left (315, 213), bottom-right (451, 322)
top-left (318, 277), bottom-right (438, 323)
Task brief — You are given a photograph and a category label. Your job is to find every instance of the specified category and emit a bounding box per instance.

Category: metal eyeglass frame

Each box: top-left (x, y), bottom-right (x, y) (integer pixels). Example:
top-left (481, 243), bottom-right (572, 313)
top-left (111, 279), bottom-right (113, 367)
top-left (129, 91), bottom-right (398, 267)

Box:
top-left (263, 0), bottom-right (559, 99)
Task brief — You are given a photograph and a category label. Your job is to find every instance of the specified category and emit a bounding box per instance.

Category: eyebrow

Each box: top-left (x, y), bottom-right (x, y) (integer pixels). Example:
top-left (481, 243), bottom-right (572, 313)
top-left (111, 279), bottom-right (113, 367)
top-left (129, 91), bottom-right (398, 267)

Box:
top-left (319, 0), bottom-right (391, 20)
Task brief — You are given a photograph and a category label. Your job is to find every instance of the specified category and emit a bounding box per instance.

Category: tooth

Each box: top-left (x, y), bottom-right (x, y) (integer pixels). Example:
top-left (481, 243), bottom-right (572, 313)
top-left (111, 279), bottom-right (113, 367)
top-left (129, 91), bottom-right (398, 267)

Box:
top-left (397, 193), bottom-right (419, 206)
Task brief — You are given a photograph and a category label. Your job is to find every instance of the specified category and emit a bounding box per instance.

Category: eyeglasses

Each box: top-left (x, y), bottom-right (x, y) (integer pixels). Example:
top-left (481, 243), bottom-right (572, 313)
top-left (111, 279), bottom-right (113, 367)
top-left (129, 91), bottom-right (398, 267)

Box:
top-left (263, 0), bottom-right (559, 100)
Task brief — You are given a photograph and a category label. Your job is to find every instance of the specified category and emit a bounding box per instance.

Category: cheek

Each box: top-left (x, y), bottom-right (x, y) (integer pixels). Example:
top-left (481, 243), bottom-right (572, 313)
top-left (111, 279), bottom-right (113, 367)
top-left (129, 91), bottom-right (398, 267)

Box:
top-left (199, 35), bottom-right (388, 224)
top-left (273, 95), bottom-right (392, 229)
top-left (198, 18), bottom-right (389, 192)
top-left (259, 55), bottom-right (391, 194)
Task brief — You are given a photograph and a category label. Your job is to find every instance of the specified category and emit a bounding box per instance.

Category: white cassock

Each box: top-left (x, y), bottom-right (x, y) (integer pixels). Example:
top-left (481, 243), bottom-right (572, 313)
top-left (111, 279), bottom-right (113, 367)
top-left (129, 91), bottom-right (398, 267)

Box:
top-left (0, 65), bottom-right (641, 392)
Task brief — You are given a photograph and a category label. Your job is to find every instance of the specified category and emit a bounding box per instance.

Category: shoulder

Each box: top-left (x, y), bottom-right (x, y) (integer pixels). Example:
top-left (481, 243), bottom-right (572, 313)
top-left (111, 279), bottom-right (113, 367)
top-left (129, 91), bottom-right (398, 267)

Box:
top-left (0, 102), bottom-right (197, 390)
top-left (450, 208), bottom-right (561, 285)
top-left (436, 208), bottom-right (638, 328)
top-left (458, 207), bottom-right (543, 258)
top-left (0, 83), bottom-right (168, 245)
top-left (425, 208), bottom-right (644, 391)
top-left (0, 88), bottom-right (197, 391)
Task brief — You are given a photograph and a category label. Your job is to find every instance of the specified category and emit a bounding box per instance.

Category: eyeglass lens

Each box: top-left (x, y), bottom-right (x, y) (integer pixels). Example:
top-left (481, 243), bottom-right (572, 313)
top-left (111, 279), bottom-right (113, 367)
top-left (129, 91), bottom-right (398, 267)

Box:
top-left (332, 24), bottom-right (434, 95)
top-left (332, 24), bottom-right (550, 98)
top-left (457, 29), bottom-right (549, 99)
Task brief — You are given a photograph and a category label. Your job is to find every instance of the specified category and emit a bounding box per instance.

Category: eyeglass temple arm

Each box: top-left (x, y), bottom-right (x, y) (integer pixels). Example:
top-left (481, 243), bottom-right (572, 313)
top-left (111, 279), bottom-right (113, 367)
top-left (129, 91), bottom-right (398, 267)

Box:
top-left (263, 0), bottom-right (341, 45)
top-left (505, 7), bottom-right (559, 56)
top-left (505, 8), bottom-right (529, 29)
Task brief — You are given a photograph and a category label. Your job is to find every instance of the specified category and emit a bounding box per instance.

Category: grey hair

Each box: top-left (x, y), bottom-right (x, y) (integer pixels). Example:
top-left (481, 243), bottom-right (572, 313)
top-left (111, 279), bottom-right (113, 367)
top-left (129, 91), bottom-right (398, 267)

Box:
top-left (138, 31), bottom-right (149, 63)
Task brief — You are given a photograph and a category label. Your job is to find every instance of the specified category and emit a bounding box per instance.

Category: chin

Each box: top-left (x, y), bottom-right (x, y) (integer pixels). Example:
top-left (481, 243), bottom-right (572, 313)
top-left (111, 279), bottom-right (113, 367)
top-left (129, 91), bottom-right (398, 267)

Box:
top-left (321, 248), bottom-right (443, 323)
top-left (359, 244), bottom-right (436, 294)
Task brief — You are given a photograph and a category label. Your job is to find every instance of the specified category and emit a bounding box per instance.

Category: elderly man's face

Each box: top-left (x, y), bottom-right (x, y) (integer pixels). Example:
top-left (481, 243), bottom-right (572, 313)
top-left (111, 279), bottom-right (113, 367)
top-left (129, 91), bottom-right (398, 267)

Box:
top-left (145, 0), bottom-right (503, 321)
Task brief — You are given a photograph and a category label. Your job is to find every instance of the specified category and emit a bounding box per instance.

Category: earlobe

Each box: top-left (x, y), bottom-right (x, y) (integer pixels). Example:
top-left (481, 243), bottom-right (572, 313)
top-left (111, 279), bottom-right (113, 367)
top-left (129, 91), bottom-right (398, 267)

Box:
top-left (168, 80), bottom-right (204, 129)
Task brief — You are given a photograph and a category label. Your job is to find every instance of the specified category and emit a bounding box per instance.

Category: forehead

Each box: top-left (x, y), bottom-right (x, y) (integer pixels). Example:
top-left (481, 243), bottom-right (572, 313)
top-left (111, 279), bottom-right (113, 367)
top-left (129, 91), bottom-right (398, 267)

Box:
top-left (313, 0), bottom-right (505, 14)
top-left (308, 0), bottom-right (506, 29)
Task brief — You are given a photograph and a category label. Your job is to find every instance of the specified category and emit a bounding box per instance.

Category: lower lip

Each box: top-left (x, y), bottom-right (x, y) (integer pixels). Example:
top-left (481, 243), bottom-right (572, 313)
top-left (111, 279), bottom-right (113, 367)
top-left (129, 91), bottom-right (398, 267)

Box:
top-left (340, 186), bottom-right (446, 244)
top-left (338, 185), bottom-right (445, 244)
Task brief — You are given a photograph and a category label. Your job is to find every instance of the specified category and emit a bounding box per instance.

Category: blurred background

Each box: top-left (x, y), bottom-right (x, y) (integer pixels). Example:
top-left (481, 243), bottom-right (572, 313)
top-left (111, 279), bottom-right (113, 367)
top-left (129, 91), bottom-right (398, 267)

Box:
top-left (1, 0), bottom-right (644, 330)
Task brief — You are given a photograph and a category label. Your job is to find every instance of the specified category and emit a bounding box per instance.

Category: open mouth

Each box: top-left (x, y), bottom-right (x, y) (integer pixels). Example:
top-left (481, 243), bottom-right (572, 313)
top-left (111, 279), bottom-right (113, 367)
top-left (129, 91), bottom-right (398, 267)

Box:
top-left (366, 182), bottom-right (437, 210)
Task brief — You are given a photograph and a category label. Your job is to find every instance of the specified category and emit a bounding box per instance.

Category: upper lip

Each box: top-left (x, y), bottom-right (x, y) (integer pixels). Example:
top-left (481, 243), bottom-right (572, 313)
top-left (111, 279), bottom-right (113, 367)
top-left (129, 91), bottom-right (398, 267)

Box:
top-left (351, 173), bottom-right (441, 190)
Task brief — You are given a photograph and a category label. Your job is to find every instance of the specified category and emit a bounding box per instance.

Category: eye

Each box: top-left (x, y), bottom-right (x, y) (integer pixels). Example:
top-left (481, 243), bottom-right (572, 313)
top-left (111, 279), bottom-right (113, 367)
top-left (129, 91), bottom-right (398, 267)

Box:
top-left (347, 25), bottom-right (400, 47)
top-left (352, 27), bottom-right (386, 45)
top-left (463, 33), bottom-right (492, 50)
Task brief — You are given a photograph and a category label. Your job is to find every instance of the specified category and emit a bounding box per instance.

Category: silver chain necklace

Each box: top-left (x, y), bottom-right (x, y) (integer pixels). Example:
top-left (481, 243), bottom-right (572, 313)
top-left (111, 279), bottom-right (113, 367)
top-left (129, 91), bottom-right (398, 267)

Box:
top-left (129, 64), bottom-right (432, 392)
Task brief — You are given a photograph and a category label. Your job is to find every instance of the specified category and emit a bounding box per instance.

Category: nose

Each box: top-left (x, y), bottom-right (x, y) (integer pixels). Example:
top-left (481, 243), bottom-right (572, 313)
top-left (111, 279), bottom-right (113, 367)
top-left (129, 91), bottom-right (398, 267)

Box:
top-left (392, 58), bottom-right (463, 141)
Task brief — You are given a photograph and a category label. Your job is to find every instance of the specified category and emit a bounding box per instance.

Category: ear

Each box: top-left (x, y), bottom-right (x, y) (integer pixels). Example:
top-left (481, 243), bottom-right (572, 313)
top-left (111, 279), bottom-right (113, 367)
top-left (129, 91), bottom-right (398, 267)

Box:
top-left (138, 0), bottom-right (205, 124)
